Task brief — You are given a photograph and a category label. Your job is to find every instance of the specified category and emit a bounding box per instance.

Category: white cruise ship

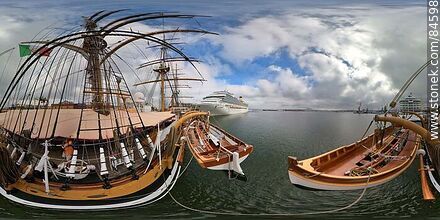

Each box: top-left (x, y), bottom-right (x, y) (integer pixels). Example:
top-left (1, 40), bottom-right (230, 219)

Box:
top-left (197, 91), bottom-right (249, 116)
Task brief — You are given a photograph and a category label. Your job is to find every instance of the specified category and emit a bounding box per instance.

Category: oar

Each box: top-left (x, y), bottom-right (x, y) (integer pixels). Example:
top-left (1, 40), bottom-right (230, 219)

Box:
top-left (156, 124), bottom-right (162, 169)
top-left (418, 149), bottom-right (435, 201)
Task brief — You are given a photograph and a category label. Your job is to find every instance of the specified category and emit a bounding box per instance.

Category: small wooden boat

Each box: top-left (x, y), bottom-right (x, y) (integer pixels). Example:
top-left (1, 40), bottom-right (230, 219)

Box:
top-left (288, 126), bottom-right (420, 190)
top-left (185, 120), bottom-right (253, 176)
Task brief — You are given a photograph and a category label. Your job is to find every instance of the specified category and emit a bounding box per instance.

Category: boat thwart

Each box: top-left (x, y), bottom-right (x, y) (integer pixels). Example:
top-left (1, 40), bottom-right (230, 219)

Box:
top-left (185, 119), bottom-right (253, 176)
top-left (288, 126), bottom-right (420, 190)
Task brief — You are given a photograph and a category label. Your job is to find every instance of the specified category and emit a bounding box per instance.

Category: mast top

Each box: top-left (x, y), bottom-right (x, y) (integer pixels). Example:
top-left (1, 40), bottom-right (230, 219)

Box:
top-left (84, 17), bottom-right (98, 30)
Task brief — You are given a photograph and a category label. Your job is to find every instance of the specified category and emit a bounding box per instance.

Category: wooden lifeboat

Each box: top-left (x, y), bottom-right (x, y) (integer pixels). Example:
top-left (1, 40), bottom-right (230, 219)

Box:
top-left (288, 126), bottom-right (420, 190)
top-left (185, 120), bottom-right (253, 176)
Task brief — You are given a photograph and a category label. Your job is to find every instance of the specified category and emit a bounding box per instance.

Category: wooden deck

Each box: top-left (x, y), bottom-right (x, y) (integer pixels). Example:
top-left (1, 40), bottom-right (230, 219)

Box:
top-left (0, 109), bottom-right (174, 139)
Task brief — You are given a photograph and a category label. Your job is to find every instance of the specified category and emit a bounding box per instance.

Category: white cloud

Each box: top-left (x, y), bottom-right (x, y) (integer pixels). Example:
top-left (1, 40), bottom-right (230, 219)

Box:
top-left (266, 65), bottom-right (310, 96)
top-left (206, 6), bottom-right (425, 109)
top-left (0, 4), bottom-right (427, 110)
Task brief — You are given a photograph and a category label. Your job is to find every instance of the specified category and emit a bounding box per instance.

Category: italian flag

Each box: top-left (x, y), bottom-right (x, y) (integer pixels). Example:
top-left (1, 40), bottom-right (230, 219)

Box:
top-left (19, 44), bottom-right (51, 57)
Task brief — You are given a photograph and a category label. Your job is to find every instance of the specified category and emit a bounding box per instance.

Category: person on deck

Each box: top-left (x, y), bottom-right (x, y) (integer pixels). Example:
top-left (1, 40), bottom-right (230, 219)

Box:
top-left (63, 139), bottom-right (74, 161)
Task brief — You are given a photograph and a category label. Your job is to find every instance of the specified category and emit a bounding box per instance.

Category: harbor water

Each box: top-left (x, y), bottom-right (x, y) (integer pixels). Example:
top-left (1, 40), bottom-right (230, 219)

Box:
top-left (0, 111), bottom-right (438, 219)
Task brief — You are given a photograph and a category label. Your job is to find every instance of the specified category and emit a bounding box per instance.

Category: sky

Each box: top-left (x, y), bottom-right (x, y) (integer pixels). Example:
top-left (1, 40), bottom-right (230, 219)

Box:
top-left (0, 0), bottom-right (428, 110)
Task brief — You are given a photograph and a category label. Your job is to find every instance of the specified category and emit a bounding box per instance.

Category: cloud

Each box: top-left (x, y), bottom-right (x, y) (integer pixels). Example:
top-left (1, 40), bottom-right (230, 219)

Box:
top-left (263, 65), bottom-right (310, 96)
top-left (0, 5), bottom-right (77, 97)
top-left (206, 6), bottom-right (426, 109)
top-left (0, 2), bottom-right (427, 111)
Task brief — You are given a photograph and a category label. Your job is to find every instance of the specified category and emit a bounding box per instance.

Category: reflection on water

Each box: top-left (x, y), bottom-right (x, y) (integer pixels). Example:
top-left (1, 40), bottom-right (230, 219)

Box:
top-left (1, 111), bottom-right (439, 219)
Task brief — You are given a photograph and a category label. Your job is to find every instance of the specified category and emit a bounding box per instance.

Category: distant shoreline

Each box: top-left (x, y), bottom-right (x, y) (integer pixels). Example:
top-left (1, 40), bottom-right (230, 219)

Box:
top-left (251, 109), bottom-right (377, 113)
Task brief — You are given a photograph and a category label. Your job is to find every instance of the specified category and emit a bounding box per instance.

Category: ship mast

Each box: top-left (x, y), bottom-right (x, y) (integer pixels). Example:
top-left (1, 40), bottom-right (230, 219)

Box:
top-left (153, 45), bottom-right (170, 112)
top-left (135, 43), bottom-right (206, 112)
top-left (171, 63), bottom-right (180, 107)
top-left (83, 18), bottom-right (109, 115)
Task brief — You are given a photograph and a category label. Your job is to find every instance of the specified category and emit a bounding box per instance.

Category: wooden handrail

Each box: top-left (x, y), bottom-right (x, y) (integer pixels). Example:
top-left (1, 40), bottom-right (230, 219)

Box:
top-left (419, 153), bottom-right (435, 200)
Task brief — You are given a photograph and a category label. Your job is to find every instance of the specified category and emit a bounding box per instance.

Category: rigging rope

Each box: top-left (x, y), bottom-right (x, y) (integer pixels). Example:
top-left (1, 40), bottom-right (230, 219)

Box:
top-left (178, 155), bottom-right (193, 179)
top-left (360, 120), bottom-right (374, 141)
top-left (0, 48), bottom-right (14, 92)
top-left (388, 59), bottom-right (432, 111)
top-left (167, 170), bottom-right (372, 217)
top-left (166, 133), bottom-right (373, 217)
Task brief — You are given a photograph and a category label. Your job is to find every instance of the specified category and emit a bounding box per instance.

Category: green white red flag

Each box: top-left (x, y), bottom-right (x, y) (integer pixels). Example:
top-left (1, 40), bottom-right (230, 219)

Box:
top-left (19, 44), bottom-right (51, 57)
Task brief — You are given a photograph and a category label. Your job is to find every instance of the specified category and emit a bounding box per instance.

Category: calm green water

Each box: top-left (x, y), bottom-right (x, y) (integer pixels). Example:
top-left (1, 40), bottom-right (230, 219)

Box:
top-left (1, 111), bottom-right (439, 219)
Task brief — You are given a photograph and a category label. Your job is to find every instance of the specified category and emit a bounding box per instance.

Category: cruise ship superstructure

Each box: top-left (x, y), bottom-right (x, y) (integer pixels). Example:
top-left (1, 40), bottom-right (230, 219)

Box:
top-left (197, 91), bottom-right (249, 116)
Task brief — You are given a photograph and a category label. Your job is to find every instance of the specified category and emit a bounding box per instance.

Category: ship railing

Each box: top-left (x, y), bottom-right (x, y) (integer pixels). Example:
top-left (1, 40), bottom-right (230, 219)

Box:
top-left (1, 128), bottom-right (160, 166)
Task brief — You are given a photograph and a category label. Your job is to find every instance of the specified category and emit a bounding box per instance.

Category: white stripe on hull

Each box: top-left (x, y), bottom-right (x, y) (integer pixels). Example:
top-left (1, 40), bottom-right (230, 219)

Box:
top-left (0, 160), bottom-right (181, 210)
top-left (428, 169), bottom-right (440, 193)
top-left (207, 154), bottom-right (249, 171)
top-left (288, 171), bottom-right (386, 191)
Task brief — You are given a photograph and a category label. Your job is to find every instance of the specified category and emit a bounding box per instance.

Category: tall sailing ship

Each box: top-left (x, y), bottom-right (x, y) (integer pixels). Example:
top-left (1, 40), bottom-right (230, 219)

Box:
top-left (0, 10), bottom-right (218, 210)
